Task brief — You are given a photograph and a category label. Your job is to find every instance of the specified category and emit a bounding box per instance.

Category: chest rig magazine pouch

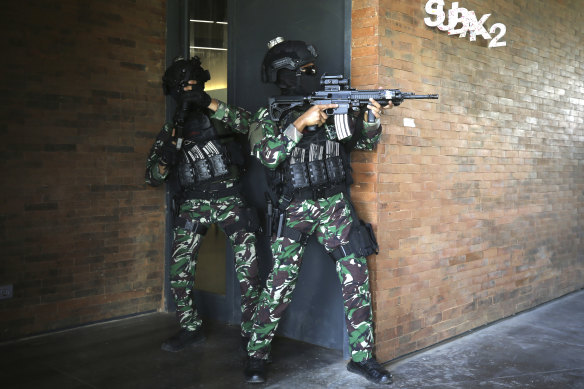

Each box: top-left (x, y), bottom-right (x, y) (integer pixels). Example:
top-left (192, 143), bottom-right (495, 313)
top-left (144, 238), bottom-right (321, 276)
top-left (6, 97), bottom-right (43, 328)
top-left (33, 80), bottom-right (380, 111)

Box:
top-left (177, 139), bottom-right (231, 187)
top-left (285, 130), bottom-right (348, 196)
top-left (173, 114), bottom-right (245, 203)
top-left (175, 112), bottom-right (236, 189)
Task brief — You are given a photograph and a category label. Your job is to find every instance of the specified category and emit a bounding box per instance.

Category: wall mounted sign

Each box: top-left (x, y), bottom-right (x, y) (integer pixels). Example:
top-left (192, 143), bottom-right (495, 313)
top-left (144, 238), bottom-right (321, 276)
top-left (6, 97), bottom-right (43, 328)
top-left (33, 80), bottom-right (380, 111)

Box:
top-left (424, 0), bottom-right (507, 48)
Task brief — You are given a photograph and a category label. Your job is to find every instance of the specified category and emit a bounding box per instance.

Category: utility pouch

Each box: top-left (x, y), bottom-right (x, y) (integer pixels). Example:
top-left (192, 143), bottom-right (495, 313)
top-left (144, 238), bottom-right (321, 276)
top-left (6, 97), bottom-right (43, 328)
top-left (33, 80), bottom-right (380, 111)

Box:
top-left (289, 162), bottom-right (310, 189)
top-left (325, 156), bottom-right (345, 184)
top-left (308, 160), bottom-right (328, 186)
top-left (194, 159), bottom-right (213, 182)
top-left (209, 154), bottom-right (229, 177)
top-left (351, 220), bottom-right (379, 257)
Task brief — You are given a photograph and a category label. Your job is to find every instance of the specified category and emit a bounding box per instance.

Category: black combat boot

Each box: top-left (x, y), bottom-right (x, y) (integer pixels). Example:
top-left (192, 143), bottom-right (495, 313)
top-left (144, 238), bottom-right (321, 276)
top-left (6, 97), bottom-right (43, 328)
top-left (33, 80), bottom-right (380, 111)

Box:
top-left (347, 358), bottom-right (393, 385)
top-left (161, 328), bottom-right (205, 352)
top-left (244, 356), bottom-right (266, 384)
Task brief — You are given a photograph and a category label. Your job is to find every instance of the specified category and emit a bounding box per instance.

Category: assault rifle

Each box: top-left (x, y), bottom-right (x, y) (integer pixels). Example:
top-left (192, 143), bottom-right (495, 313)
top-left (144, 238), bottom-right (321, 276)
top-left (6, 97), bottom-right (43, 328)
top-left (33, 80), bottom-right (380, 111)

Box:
top-left (268, 74), bottom-right (439, 139)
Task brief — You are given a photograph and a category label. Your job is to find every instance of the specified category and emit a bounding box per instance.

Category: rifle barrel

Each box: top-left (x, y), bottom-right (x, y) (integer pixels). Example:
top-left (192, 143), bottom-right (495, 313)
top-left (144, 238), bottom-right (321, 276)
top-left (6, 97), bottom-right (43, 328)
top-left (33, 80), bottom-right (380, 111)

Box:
top-left (406, 94), bottom-right (439, 99)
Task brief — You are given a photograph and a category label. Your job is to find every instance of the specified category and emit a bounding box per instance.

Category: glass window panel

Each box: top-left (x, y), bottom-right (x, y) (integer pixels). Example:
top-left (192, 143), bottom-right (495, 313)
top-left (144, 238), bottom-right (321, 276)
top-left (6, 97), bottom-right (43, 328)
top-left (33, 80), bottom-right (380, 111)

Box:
top-left (189, 0), bottom-right (228, 102)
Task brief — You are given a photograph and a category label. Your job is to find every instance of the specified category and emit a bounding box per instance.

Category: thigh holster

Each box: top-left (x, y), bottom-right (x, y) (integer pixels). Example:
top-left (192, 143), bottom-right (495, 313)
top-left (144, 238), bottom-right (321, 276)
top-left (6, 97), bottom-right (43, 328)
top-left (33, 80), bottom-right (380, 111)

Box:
top-left (331, 220), bottom-right (379, 260)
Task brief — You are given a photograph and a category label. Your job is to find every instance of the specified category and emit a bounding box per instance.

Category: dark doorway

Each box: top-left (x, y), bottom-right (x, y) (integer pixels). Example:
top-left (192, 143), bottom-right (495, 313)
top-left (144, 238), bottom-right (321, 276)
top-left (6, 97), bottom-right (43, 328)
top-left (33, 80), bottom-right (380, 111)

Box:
top-left (165, 0), bottom-right (352, 356)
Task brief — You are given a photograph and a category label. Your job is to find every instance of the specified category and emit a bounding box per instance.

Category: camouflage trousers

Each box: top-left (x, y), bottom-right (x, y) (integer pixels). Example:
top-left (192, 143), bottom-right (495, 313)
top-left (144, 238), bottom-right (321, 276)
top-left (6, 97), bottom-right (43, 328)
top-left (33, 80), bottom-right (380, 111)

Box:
top-left (170, 195), bottom-right (260, 338)
top-left (247, 192), bottom-right (374, 362)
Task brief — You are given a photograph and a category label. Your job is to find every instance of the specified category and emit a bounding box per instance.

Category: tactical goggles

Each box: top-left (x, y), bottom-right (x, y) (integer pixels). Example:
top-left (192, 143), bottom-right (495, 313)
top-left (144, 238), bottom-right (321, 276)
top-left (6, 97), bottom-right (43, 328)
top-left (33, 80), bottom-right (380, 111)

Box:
top-left (299, 64), bottom-right (317, 75)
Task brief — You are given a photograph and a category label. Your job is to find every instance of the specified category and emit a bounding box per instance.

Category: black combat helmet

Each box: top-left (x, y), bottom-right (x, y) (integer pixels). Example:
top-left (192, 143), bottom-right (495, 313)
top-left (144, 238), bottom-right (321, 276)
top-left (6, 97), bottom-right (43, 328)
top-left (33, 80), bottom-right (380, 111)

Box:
top-left (162, 56), bottom-right (211, 100)
top-left (262, 37), bottom-right (319, 96)
top-left (261, 37), bottom-right (318, 83)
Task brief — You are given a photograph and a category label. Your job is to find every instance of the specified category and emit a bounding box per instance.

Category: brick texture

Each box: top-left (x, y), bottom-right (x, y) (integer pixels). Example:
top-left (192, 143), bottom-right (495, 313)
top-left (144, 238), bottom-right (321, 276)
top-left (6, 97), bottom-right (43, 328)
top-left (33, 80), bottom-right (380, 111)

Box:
top-left (352, 0), bottom-right (584, 361)
top-left (0, 1), bottom-right (167, 340)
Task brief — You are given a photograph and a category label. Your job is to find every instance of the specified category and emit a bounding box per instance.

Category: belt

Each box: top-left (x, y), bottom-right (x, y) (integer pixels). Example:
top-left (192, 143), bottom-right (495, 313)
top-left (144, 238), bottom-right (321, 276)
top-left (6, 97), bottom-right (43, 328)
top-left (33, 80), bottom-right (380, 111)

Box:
top-left (182, 184), bottom-right (239, 200)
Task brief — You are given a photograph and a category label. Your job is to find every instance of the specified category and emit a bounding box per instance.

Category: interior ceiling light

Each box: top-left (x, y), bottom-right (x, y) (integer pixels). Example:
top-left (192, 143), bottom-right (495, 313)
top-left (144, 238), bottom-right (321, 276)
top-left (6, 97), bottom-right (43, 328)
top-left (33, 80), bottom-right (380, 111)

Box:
top-left (191, 46), bottom-right (227, 51)
top-left (190, 19), bottom-right (228, 25)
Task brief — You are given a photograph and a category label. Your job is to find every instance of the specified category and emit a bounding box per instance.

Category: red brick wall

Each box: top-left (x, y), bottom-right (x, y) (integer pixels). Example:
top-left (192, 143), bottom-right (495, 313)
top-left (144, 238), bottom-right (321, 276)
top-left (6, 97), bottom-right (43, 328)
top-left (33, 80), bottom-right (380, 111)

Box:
top-left (352, 0), bottom-right (584, 361)
top-left (0, 1), bottom-right (167, 340)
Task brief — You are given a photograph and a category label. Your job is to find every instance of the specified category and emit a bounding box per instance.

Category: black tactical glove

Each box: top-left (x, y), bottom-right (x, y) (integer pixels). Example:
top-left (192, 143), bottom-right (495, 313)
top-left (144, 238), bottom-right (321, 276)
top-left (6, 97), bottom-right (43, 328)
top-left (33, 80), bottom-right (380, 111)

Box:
top-left (159, 140), bottom-right (179, 167)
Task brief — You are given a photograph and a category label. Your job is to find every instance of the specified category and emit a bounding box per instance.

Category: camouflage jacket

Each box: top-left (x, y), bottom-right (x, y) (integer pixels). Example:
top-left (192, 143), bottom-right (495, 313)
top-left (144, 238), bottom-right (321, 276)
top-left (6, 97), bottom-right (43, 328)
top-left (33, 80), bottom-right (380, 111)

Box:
top-left (145, 101), bottom-right (252, 187)
top-left (249, 107), bottom-right (382, 170)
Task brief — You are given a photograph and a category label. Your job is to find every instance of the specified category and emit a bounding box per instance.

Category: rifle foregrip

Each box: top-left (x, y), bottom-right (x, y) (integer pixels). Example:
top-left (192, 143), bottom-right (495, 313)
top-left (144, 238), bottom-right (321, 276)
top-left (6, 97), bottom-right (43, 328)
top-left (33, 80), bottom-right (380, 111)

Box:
top-left (367, 109), bottom-right (376, 123)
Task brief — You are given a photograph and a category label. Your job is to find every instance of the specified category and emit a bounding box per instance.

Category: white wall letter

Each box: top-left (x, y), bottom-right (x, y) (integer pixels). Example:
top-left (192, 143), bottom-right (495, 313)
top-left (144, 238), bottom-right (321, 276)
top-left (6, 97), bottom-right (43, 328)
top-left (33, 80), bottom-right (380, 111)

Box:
top-left (446, 2), bottom-right (470, 36)
top-left (424, 0), bottom-right (446, 27)
top-left (467, 11), bottom-right (492, 41)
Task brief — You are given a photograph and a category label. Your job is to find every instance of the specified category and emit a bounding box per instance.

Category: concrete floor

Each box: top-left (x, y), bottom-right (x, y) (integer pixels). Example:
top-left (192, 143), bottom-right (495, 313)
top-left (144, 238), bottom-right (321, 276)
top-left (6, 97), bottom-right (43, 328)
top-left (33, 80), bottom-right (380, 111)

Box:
top-left (1, 290), bottom-right (583, 389)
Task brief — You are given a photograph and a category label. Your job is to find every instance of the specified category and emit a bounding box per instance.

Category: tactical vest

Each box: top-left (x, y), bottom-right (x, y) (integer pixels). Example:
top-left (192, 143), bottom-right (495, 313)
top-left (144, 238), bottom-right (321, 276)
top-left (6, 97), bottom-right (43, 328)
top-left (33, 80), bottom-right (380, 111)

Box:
top-left (277, 128), bottom-right (352, 202)
top-left (176, 111), bottom-right (242, 196)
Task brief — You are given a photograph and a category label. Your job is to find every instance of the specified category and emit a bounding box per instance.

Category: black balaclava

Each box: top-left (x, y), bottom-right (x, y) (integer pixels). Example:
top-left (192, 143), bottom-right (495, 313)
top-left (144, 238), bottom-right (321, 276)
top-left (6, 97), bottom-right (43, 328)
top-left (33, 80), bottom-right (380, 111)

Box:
top-left (162, 56), bottom-right (210, 103)
top-left (276, 68), bottom-right (318, 96)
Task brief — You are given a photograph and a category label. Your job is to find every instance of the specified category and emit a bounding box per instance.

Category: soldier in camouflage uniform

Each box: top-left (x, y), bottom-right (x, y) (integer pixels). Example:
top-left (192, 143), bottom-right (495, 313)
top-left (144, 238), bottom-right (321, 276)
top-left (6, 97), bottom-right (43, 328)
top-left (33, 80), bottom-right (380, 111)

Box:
top-left (243, 38), bottom-right (393, 385)
top-left (146, 56), bottom-right (261, 352)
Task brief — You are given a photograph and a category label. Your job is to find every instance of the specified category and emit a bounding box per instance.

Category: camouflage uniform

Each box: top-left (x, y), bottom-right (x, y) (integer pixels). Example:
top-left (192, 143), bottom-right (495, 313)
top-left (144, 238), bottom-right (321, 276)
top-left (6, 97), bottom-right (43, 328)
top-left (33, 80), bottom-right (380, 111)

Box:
top-left (247, 107), bottom-right (382, 362)
top-left (146, 101), bottom-right (261, 339)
